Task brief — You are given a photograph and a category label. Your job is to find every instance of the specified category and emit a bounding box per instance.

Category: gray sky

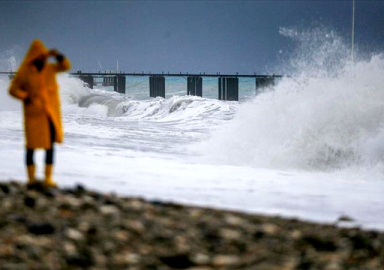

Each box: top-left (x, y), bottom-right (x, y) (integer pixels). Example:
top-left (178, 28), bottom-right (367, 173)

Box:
top-left (1, 0), bottom-right (384, 74)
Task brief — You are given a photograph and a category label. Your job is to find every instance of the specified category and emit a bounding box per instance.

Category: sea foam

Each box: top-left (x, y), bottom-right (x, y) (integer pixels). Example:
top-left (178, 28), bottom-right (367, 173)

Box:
top-left (197, 28), bottom-right (384, 173)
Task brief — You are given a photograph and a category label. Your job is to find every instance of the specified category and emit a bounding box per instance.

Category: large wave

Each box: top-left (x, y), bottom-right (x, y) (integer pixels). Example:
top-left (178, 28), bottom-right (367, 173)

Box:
top-left (74, 89), bottom-right (236, 122)
top-left (55, 74), bottom-right (238, 122)
top-left (1, 67), bottom-right (237, 124)
top-left (197, 28), bottom-right (384, 173)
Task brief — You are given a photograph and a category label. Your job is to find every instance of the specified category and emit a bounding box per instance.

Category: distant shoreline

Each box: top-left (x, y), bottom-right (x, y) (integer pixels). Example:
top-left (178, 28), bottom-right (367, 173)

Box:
top-left (0, 181), bottom-right (383, 269)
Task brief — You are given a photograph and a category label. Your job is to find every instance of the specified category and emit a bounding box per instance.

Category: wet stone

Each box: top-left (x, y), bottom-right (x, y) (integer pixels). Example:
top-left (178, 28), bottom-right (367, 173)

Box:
top-left (191, 253), bottom-right (210, 265)
top-left (28, 222), bottom-right (55, 235)
top-left (301, 235), bottom-right (338, 252)
top-left (220, 228), bottom-right (242, 240)
top-left (100, 205), bottom-right (120, 216)
top-left (74, 184), bottom-right (86, 194)
top-left (65, 228), bottom-right (84, 242)
top-left (65, 249), bottom-right (94, 268)
top-left (338, 215), bottom-right (355, 222)
top-left (211, 255), bottom-right (240, 266)
top-left (260, 223), bottom-right (280, 235)
top-left (159, 254), bottom-right (195, 269)
top-left (26, 182), bottom-right (46, 192)
top-left (0, 184), bottom-right (10, 194)
top-left (24, 195), bottom-right (36, 208)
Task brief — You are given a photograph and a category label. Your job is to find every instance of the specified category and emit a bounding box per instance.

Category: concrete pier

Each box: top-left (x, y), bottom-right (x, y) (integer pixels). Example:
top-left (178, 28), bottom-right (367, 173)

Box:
top-left (187, 76), bottom-right (202, 97)
top-left (114, 76), bottom-right (126, 94)
top-left (256, 76), bottom-right (275, 94)
top-left (79, 75), bottom-right (94, 89)
top-left (218, 77), bottom-right (239, 101)
top-left (1, 71), bottom-right (284, 100)
top-left (103, 77), bottom-right (115, 87)
top-left (149, 76), bottom-right (165, 98)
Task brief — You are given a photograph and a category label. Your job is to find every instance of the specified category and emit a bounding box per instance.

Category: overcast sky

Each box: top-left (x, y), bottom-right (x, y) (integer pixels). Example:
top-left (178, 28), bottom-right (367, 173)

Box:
top-left (1, 0), bottom-right (384, 74)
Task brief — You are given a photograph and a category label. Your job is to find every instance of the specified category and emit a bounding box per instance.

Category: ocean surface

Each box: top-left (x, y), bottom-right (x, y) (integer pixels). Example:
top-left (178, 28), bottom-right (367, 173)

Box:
top-left (1, 28), bottom-right (384, 230)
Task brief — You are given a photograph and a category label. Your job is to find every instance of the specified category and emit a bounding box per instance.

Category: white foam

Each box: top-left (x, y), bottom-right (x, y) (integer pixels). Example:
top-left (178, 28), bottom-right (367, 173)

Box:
top-left (197, 28), bottom-right (384, 175)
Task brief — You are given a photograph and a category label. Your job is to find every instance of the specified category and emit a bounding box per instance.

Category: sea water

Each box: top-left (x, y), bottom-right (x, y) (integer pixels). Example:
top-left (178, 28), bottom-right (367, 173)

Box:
top-left (1, 28), bottom-right (384, 230)
top-left (95, 75), bottom-right (257, 101)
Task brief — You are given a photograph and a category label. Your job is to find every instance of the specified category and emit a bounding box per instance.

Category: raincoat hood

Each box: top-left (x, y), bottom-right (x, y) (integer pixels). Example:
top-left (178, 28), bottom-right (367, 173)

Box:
top-left (21, 39), bottom-right (49, 67)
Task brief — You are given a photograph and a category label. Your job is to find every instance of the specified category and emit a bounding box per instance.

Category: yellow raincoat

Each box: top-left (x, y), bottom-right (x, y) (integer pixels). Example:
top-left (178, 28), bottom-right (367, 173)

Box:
top-left (9, 40), bottom-right (71, 149)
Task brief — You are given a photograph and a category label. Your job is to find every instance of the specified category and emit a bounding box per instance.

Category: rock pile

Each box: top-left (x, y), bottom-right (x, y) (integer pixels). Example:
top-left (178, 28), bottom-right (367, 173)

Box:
top-left (0, 181), bottom-right (383, 270)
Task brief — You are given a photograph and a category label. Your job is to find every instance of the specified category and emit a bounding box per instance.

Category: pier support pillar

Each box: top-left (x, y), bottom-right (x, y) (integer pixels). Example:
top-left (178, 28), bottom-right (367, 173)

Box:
top-left (79, 75), bottom-right (94, 89)
top-left (218, 77), bottom-right (238, 101)
top-left (104, 76), bottom-right (115, 86)
top-left (187, 76), bottom-right (202, 97)
top-left (149, 76), bottom-right (165, 98)
top-left (114, 75), bottom-right (126, 94)
top-left (8, 74), bottom-right (15, 81)
top-left (255, 76), bottom-right (275, 95)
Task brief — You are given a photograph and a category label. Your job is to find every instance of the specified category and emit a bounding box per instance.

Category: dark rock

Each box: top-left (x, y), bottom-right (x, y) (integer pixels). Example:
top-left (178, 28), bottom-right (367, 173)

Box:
top-left (296, 259), bottom-right (313, 270)
top-left (349, 233), bottom-right (375, 252)
top-left (24, 196), bottom-right (36, 208)
top-left (62, 184), bottom-right (86, 196)
top-left (26, 182), bottom-right (46, 192)
top-left (86, 227), bottom-right (98, 236)
top-left (300, 235), bottom-right (338, 251)
top-left (150, 200), bottom-right (183, 210)
top-left (150, 200), bottom-right (167, 207)
top-left (103, 196), bottom-right (119, 206)
top-left (42, 188), bottom-right (58, 198)
top-left (65, 248), bottom-right (94, 268)
top-left (159, 254), bottom-right (195, 269)
top-left (253, 230), bottom-right (265, 240)
top-left (0, 184), bottom-right (10, 194)
top-left (89, 192), bottom-right (103, 202)
top-left (338, 215), bottom-right (355, 222)
top-left (58, 202), bottom-right (72, 211)
top-left (80, 202), bottom-right (96, 211)
top-left (86, 226), bottom-right (99, 245)
top-left (75, 184), bottom-right (86, 194)
top-left (28, 222), bottom-right (55, 235)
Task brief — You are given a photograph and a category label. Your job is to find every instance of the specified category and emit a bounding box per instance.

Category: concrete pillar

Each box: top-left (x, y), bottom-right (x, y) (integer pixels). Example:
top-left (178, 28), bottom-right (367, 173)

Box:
top-left (106, 76), bottom-right (114, 86)
top-left (187, 76), bottom-right (202, 97)
top-left (255, 76), bottom-right (275, 95)
top-left (149, 76), bottom-right (165, 98)
top-left (103, 76), bottom-right (114, 86)
top-left (113, 75), bottom-right (126, 94)
top-left (79, 75), bottom-right (94, 89)
top-left (218, 77), bottom-right (238, 101)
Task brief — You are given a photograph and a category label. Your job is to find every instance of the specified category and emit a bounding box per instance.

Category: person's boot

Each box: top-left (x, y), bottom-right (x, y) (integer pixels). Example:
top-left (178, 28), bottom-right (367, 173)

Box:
top-left (27, 164), bottom-right (36, 184)
top-left (44, 164), bottom-right (57, 188)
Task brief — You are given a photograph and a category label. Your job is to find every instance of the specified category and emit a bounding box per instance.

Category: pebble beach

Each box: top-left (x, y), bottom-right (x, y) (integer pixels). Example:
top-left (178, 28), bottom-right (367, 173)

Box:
top-left (0, 181), bottom-right (383, 270)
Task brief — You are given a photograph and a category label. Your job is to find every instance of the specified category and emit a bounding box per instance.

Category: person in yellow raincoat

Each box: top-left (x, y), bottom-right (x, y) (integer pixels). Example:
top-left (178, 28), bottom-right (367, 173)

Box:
top-left (8, 39), bottom-right (71, 187)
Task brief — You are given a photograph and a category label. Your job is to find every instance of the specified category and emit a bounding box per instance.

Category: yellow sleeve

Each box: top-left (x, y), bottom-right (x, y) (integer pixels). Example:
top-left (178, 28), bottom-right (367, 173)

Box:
top-left (54, 56), bottom-right (71, 73)
top-left (8, 73), bottom-right (28, 101)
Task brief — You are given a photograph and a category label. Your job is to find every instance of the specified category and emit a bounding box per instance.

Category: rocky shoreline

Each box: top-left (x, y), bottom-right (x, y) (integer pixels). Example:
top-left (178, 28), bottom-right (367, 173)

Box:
top-left (0, 181), bottom-right (383, 270)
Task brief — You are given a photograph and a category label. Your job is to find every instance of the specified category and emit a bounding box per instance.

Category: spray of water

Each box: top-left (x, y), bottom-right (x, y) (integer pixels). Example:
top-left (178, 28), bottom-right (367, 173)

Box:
top-left (0, 46), bottom-right (22, 72)
top-left (198, 27), bottom-right (384, 173)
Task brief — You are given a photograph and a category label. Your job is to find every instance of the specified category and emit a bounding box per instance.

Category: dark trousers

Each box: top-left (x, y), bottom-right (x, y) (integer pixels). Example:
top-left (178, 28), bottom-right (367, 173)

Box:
top-left (26, 120), bottom-right (55, 166)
